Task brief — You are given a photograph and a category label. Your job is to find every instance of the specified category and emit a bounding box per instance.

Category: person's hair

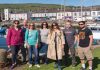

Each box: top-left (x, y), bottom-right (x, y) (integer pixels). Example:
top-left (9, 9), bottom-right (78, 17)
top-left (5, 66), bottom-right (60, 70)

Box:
top-left (13, 20), bottom-right (20, 24)
top-left (28, 22), bottom-right (35, 30)
top-left (65, 20), bottom-right (72, 24)
top-left (78, 21), bottom-right (86, 24)
top-left (50, 22), bottom-right (60, 34)
top-left (23, 20), bottom-right (28, 26)
top-left (41, 22), bottom-right (48, 29)
top-left (65, 20), bottom-right (72, 27)
top-left (12, 20), bottom-right (21, 29)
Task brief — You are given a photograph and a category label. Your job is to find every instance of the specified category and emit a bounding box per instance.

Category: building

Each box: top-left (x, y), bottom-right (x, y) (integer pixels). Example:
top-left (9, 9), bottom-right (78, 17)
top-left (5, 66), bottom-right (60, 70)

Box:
top-left (4, 9), bottom-right (32, 21)
top-left (4, 8), bottom-right (100, 21)
top-left (10, 13), bottom-right (28, 20)
top-left (4, 9), bottom-right (9, 20)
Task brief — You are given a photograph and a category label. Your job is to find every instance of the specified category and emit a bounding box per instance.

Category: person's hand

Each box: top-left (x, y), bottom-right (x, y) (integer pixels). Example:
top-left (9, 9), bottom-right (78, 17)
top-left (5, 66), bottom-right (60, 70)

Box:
top-left (89, 45), bottom-right (94, 53)
top-left (62, 45), bottom-right (64, 51)
top-left (62, 45), bottom-right (64, 49)
top-left (26, 43), bottom-right (30, 49)
top-left (35, 44), bottom-right (38, 48)
top-left (25, 41), bottom-right (30, 49)
top-left (90, 46), bottom-right (94, 51)
top-left (27, 45), bottom-right (30, 49)
top-left (8, 45), bottom-right (10, 48)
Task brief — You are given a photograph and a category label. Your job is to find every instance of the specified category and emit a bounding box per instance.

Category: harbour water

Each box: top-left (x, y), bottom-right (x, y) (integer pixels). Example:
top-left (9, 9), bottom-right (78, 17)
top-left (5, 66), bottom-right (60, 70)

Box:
top-left (0, 36), bottom-right (7, 49)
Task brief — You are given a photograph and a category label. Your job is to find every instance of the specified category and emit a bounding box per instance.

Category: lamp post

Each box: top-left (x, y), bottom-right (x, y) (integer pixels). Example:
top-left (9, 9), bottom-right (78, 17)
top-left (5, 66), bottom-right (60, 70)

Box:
top-left (81, 0), bottom-right (83, 21)
top-left (64, 0), bottom-right (66, 20)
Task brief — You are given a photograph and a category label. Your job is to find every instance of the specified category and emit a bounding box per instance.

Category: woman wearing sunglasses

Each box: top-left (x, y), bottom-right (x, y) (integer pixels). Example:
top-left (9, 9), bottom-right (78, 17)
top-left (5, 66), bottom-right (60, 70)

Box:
top-left (7, 20), bottom-right (24, 69)
top-left (39, 22), bottom-right (49, 64)
top-left (47, 22), bottom-right (65, 70)
top-left (25, 23), bottom-right (40, 68)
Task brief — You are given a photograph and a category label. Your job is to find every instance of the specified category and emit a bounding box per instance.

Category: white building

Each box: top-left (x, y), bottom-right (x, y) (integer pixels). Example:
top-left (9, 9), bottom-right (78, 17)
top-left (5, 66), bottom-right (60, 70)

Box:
top-left (32, 12), bottom-right (72, 20)
top-left (91, 11), bottom-right (100, 17)
top-left (4, 9), bottom-right (9, 20)
top-left (10, 13), bottom-right (31, 20)
top-left (4, 8), bottom-right (100, 21)
top-left (32, 13), bottom-right (45, 17)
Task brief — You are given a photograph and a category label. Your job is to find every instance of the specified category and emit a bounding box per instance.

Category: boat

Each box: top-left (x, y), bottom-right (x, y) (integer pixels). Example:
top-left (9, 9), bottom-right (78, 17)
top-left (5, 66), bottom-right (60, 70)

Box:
top-left (88, 24), bottom-right (100, 45)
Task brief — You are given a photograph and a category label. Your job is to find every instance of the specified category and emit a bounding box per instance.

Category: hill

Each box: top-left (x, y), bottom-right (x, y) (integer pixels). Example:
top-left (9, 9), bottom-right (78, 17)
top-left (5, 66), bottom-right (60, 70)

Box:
top-left (0, 3), bottom-right (100, 13)
top-left (0, 3), bottom-right (74, 13)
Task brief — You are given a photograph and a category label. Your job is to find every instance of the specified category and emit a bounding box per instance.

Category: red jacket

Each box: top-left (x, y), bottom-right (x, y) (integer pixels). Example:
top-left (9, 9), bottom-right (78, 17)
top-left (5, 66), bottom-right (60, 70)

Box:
top-left (7, 27), bottom-right (24, 46)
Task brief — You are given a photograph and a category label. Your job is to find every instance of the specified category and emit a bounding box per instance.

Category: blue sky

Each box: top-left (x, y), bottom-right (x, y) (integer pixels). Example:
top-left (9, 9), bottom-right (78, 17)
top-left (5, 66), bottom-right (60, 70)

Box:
top-left (0, 0), bottom-right (99, 6)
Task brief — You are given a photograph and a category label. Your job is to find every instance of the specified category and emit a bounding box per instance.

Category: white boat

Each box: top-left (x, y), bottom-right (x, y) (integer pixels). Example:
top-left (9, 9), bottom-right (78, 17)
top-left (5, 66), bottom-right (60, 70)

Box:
top-left (88, 25), bottom-right (100, 44)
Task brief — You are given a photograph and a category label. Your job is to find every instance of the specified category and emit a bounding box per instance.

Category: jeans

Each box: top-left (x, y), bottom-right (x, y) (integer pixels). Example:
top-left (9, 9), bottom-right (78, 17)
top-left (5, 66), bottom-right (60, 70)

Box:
top-left (39, 42), bottom-right (48, 54)
top-left (11, 45), bottom-right (20, 64)
top-left (39, 42), bottom-right (48, 63)
top-left (28, 45), bottom-right (39, 64)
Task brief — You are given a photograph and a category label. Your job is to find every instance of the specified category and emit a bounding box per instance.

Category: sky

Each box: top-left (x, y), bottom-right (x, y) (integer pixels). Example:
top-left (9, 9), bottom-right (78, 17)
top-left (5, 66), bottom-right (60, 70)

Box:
top-left (0, 0), bottom-right (99, 6)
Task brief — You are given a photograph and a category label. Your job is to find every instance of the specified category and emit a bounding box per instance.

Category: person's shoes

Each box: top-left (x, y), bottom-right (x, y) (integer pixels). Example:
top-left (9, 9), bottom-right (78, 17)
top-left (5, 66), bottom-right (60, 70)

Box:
top-left (10, 63), bottom-right (16, 69)
top-left (72, 64), bottom-right (76, 67)
top-left (22, 59), bottom-right (26, 62)
top-left (29, 64), bottom-right (32, 68)
top-left (80, 67), bottom-right (86, 70)
top-left (72, 61), bottom-right (77, 67)
top-left (22, 60), bottom-right (27, 64)
top-left (54, 63), bottom-right (58, 68)
top-left (34, 64), bottom-right (40, 68)
top-left (58, 66), bottom-right (62, 70)
top-left (89, 69), bottom-right (93, 70)
top-left (72, 65), bottom-right (76, 67)
top-left (44, 62), bottom-right (48, 65)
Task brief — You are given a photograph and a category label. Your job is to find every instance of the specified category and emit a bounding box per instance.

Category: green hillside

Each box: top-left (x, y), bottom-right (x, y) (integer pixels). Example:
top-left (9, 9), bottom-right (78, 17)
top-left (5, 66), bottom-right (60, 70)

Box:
top-left (0, 3), bottom-right (99, 13)
top-left (0, 3), bottom-right (74, 13)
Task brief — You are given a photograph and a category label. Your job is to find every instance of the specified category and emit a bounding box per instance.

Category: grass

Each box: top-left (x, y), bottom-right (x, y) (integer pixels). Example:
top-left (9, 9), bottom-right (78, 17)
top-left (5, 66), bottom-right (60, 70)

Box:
top-left (22, 47), bottom-right (100, 70)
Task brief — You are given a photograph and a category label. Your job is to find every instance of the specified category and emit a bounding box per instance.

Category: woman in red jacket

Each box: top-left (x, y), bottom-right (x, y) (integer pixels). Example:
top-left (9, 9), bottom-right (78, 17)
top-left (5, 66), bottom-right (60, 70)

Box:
top-left (7, 20), bottom-right (24, 69)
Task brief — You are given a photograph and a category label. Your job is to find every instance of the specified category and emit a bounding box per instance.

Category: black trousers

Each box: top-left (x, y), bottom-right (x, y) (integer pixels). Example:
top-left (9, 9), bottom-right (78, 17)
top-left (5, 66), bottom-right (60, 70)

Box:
top-left (11, 45), bottom-right (26, 64)
top-left (11, 45), bottom-right (20, 64)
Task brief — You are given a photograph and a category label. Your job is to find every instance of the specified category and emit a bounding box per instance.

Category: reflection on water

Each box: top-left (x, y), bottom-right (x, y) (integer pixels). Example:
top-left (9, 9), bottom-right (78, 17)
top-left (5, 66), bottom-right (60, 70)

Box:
top-left (0, 35), bottom-right (98, 49)
top-left (0, 36), bottom-right (7, 49)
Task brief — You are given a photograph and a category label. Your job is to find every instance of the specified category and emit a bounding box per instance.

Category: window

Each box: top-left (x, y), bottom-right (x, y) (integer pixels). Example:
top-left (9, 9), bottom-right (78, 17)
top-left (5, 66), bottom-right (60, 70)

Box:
top-left (45, 14), bottom-right (46, 16)
top-left (58, 14), bottom-right (60, 16)
top-left (79, 12), bottom-right (81, 16)
top-left (85, 12), bottom-right (87, 16)
top-left (74, 13), bottom-right (77, 16)
top-left (93, 12), bottom-right (95, 15)
top-left (97, 12), bottom-right (100, 15)
top-left (91, 27), bottom-right (97, 31)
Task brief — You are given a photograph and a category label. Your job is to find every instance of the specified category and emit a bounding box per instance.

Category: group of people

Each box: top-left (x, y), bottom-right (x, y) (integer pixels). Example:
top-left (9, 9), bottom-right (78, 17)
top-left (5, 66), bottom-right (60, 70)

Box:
top-left (6, 20), bottom-right (93, 70)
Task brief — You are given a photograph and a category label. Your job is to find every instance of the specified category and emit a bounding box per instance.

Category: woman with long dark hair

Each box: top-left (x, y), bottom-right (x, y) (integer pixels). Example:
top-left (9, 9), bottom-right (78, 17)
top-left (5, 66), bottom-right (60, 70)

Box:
top-left (47, 22), bottom-right (65, 70)
top-left (39, 22), bottom-right (49, 64)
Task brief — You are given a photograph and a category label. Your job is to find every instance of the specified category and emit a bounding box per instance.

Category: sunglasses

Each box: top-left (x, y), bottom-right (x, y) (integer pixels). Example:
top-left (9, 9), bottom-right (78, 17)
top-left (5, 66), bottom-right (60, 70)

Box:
top-left (29, 25), bottom-right (34, 26)
top-left (53, 24), bottom-right (57, 26)
top-left (14, 23), bottom-right (19, 24)
top-left (43, 24), bottom-right (46, 25)
top-left (79, 24), bottom-right (84, 25)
